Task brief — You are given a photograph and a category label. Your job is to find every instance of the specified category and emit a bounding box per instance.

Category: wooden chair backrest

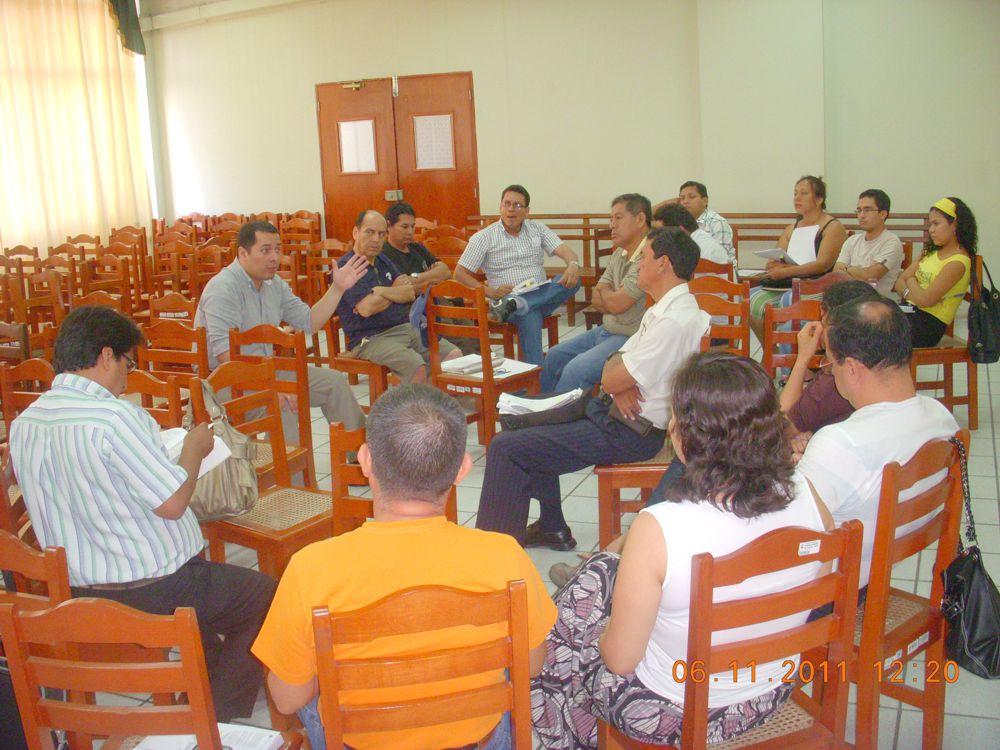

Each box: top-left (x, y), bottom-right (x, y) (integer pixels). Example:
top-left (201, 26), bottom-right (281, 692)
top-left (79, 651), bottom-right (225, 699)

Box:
top-left (305, 255), bottom-right (336, 305)
top-left (329, 422), bottom-right (370, 536)
top-left (280, 217), bottom-right (319, 245)
top-left (426, 280), bottom-right (497, 378)
top-left (861, 431), bottom-right (968, 658)
top-left (251, 211), bottom-right (280, 226)
top-left (0, 256), bottom-right (27, 308)
top-left (47, 243), bottom-right (86, 263)
top-left (193, 359), bottom-right (290, 484)
top-left (310, 238), bottom-right (348, 258)
top-left (424, 224), bottom-right (466, 240)
top-left (0, 321), bottom-right (30, 364)
top-left (689, 276), bottom-right (751, 357)
top-left (210, 219), bottom-right (242, 235)
top-left (137, 319), bottom-right (209, 380)
top-left (693, 258), bottom-right (735, 282)
top-left (423, 235), bottom-right (468, 269)
top-left (125, 370), bottom-right (184, 429)
top-left (0, 444), bottom-right (39, 551)
top-left (229, 325), bottom-right (311, 450)
top-left (149, 292), bottom-right (196, 322)
top-left (66, 234), bottom-right (102, 256)
top-left (677, 521), bottom-right (863, 749)
top-left (0, 599), bottom-right (221, 749)
top-left (0, 359), bottom-right (55, 436)
top-left (761, 299), bottom-right (823, 378)
top-left (0, 529), bottom-right (70, 610)
top-left (73, 290), bottom-right (126, 313)
top-left (4, 245), bottom-right (39, 259)
top-left (81, 253), bottom-right (133, 315)
top-left (312, 579), bottom-right (532, 748)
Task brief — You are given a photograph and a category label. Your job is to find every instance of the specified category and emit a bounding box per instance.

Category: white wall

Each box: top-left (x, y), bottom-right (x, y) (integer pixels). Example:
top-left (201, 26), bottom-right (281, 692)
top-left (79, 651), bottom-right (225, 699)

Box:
top-left (144, 0), bottom-right (996, 267)
top-left (146, 0), bottom-right (704, 222)
top-left (697, 0), bottom-right (826, 212)
top-left (823, 0), bottom-right (1000, 267)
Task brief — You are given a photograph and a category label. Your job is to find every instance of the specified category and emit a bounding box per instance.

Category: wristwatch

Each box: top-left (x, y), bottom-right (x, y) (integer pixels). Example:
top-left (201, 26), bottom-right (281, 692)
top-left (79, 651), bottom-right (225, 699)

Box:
top-left (410, 272), bottom-right (420, 279)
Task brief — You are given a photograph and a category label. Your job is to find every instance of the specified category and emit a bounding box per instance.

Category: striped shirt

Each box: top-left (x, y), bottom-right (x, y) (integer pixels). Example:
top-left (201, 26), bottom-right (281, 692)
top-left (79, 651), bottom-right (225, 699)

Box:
top-left (458, 219), bottom-right (563, 287)
top-left (9, 373), bottom-right (202, 586)
top-left (698, 209), bottom-right (736, 266)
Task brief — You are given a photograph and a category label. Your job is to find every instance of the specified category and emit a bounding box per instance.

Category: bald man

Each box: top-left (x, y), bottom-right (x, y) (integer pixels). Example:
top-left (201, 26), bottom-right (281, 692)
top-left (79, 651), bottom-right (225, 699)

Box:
top-left (335, 210), bottom-right (460, 384)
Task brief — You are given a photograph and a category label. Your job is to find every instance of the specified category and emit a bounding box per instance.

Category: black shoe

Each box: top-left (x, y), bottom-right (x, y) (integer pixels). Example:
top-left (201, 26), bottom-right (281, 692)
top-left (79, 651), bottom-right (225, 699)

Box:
top-left (488, 298), bottom-right (517, 323)
top-left (523, 520), bottom-right (577, 551)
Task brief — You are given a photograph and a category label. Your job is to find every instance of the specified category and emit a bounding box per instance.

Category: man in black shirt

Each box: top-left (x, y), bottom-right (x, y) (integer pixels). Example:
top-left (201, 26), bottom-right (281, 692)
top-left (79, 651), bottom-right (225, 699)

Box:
top-left (381, 202), bottom-right (452, 293)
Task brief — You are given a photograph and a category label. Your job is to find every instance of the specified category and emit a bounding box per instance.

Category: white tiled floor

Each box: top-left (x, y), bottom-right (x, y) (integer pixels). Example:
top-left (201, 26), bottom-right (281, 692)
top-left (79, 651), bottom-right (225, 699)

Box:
top-left (116, 312), bottom-right (1000, 747)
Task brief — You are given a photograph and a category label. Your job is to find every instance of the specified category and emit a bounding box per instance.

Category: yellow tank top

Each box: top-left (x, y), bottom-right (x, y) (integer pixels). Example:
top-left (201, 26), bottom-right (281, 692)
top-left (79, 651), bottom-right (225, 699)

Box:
top-left (915, 250), bottom-right (971, 324)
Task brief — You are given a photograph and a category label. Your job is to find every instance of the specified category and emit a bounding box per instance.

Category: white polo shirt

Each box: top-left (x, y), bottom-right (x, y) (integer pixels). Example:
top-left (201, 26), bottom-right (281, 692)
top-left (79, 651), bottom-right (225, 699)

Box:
top-left (619, 283), bottom-right (710, 429)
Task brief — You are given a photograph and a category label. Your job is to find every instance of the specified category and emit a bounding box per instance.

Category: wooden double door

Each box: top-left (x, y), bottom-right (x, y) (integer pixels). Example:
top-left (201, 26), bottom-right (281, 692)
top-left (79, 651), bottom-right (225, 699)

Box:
top-left (316, 72), bottom-right (480, 241)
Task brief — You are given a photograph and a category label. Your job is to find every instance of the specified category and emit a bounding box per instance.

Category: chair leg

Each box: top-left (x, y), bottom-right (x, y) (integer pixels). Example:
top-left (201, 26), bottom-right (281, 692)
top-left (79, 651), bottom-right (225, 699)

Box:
top-left (920, 642), bottom-right (947, 750)
top-left (854, 667), bottom-right (881, 750)
top-left (967, 358), bottom-right (979, 430)
top-left (598, 474), bottom-right (614, 550)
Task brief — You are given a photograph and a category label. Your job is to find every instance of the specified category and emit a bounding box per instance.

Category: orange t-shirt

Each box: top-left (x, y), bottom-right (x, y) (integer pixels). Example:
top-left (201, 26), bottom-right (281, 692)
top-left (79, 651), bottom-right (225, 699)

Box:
top-left (251, 516), bottom-right (556, 749)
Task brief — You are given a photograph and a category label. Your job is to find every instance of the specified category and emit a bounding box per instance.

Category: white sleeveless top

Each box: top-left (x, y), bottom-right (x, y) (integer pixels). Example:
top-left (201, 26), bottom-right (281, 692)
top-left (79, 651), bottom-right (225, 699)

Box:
top-left (634, 472), bottom-right (824, 706)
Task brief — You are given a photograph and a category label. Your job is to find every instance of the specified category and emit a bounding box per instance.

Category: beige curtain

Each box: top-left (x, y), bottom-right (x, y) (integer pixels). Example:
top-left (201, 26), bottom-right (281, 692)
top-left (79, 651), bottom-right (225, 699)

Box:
top-left (0, 0), bottom-right (151, 252)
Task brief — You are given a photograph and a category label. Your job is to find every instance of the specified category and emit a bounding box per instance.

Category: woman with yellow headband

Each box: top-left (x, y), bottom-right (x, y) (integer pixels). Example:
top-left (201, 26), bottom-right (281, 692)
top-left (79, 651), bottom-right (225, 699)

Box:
top-left (893, 197), bottom-right (978, 347)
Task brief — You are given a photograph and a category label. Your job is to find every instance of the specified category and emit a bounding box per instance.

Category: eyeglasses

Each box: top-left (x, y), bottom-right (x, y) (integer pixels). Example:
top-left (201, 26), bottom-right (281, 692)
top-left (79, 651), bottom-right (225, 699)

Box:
top-left (855, 207), bottom-right (881, 214)
top-left (122, 353), bottom-right (137, 373)
top-left (501, 201), bottom-right (526, 210)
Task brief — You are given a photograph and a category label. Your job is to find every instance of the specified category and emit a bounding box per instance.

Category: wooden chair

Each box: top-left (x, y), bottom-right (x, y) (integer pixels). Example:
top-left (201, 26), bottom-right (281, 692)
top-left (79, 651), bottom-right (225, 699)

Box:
top-left (3, 245), bottom-right (39, 259)
top-left (427, 280), bottom-right (541, 445)
top-left (47, 243), bottom-right (86, 263)
top-left (251, 211), bottom-right (281, 227)
top-left (488, 315), bottom-right (560, 368)
top-left (595, 440), bottom-right (675, 550)
top-left (0, 321), bottom-right (30, 365)
top-left (72, 289), bottom-right (127, 313)
top-left (312, 580), bottom-right (532, 749)
top-left (0, 443), bottom-right (38, 550)
top-left (310, 238), bottom-right (348, 259)
top-left (598, 521), bottom-right (863, 750)
top-left (149, 291), bottom-right (197, 322)
top-left (909, 254), bottom-right (981, 430)
top-left (136, 319), bottom-right (209, 384)
top-left (229, 325), bottom-right (317, 488)
top-left (280, 217), bottom-right (320, 249)
top-left (80, 253), bottom-right (133, 316)
top-left (0, 529), bottom-right (70, 609)
top-left (101, 242), bottom-right (145, 312)
top-left (0, 598), bottom-right (298, 750)
top-left (0, 359), bottom-right (55, 437)
top-left (761, 299), bottom-right (823, 379)
top-left (0, 255), bottom-right (27, 308)
top-left (66, 234), bottom-right (102, 257)
top-left (39, 254), bottom-right (81, 306)
top-left (424, 234), bottom-right (468, 270)
top-left (424, 223), bottom-right (467, 240)
top-left (850, 430), bottom-right (968, 750)
top-left (690, 276), bottom-right (751, 356)
top-left (328, 422), bottom-right (457, 536)
top-left (693, 257), bottom-right (735, 282)
top-left (191, 359), bottom-right (334, 579)
top-left (125, 370), bottom-right (184, 428)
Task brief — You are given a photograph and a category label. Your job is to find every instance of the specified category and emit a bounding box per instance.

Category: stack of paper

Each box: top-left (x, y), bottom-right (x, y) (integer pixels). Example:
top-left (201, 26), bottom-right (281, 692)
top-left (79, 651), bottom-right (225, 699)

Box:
top-left (161, 428), bottom-right (232, 478)
top-left (441, 353), bottom-right (503, 375)
top-left (511, 278), bottom-right (551, 295)
top-left (498, 388), bottom-right (583, 415)
top-left (133, 722), bottom-right (284, 749)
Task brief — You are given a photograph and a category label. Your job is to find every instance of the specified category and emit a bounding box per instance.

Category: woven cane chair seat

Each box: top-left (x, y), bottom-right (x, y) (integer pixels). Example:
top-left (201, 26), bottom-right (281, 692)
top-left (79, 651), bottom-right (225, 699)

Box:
top-left (227, 487), bottom-right (330, 531)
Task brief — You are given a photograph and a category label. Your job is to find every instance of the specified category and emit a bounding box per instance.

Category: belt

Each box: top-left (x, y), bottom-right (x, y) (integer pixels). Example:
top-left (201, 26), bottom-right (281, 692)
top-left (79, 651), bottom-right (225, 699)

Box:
top-left (444, 721), bottom-right (499, 750)
top-left (76, 573), bottom-right (171, 591)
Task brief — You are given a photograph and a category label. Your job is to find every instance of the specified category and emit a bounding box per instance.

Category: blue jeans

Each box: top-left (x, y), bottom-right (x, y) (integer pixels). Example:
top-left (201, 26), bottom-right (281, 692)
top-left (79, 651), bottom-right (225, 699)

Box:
top-left (540, 326), bottom-right (628, 393)
top-left (298, 696), bottom-right (512, 750)
top-left (509, 275), bottom-right (581, 366)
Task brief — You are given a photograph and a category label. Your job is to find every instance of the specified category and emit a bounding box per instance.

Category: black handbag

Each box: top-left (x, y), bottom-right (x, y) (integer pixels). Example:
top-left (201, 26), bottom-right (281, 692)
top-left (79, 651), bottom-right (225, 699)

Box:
top-left (940, 437), bottom-right (1000, 678)
top-left (498, 390), bottom-right (590, 430)
top-left (968, 260), bottom-right (1000, 364)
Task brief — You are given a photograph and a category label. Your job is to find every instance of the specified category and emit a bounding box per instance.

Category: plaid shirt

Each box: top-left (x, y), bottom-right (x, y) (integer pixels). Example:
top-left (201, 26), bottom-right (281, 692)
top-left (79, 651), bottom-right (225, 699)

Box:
top-left (458, 219), bottom-right (563, 287)
top-left (698, 209), bottom-right (736, 266)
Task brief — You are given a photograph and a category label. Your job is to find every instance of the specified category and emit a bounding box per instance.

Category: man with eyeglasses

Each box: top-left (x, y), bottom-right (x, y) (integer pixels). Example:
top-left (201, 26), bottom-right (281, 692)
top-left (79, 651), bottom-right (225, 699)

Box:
top-left (455, 185), bottom-right (582, 365)
top-left (8, 306), bottom-right (278, 723)
top-left (832, 188), bottom-right (904, 298)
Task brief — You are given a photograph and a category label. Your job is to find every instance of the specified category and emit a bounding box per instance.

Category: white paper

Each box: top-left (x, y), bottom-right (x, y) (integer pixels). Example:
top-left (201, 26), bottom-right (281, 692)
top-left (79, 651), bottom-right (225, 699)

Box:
top-left (441, 354), bottom-right (535, 380)
top-left (338, 119), bottom-right (377, 173)
top-left (753, 248), bottom-right (798, 265)
top-left (511, 278), bottom-right (551, 295)
top-left (413, 114), bottom-right (455, 169)
top-left (161, 428), bottom-right (232, 478)
top-left (132, 722), bottom-right (283, 750)
top-left (497, 388), bottom-right (583, 414)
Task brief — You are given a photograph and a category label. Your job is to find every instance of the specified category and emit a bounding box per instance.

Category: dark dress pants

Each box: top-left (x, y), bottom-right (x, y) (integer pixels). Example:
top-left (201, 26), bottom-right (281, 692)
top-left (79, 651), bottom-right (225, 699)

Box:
top-left (71, 555), bottom-right (276, 722)
top-left (476, 399), bottom-right (665, 542)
